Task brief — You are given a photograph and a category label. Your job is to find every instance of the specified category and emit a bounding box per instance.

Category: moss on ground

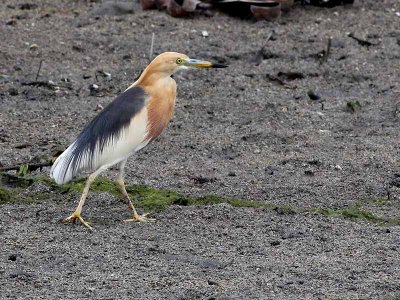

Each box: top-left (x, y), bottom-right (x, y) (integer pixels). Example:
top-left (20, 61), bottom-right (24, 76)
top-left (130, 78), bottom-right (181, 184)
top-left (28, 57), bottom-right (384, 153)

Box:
top-left (127, 184), bottom-right (187, 211)
top-left (0, 184), bottom-right (35, 205)
top-left (1, 172), bottom-right (400, 225)
top-left (0, 185), bottom-right (17, 204)
top-left (311, 206), bottom-right (400, 226)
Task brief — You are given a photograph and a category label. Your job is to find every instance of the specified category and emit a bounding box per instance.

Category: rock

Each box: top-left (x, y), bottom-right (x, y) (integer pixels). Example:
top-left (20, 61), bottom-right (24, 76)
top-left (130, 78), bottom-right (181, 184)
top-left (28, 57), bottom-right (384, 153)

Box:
top-left (6, 19), bottom-right (17, 26)
top-left (265, 166), bottom-right (276, 175)
top-left (29, 43), bottom-right (38, 50)
top-left (307, 90), bottom-right (320, 100)
top-left (89, 84), bottom-right (99, 90)
top-left (304, 169), bottom-right (314, 176)
top-left (208, 279), bottom-right (219, 285)
top-left (8, 88), bottom-right (18, 96)
top-left (346, 100), bottom-right (361, 113)
top-left (89, 84), bottom-right (100, 96)
top-left (334, 165), bottom-right (342, 171)
top-left (95, 104), bottom-right (104, 112)
top-left (9, 270), bottom-right (35, 279)
top-left (8, 254), bottom-right (18, 261)
top-left (192, 176), bottom-right (215, 184)
top-left (19, 3), bottom-right (38, 10)
top-left (270, 240), bottom-right (281, 246)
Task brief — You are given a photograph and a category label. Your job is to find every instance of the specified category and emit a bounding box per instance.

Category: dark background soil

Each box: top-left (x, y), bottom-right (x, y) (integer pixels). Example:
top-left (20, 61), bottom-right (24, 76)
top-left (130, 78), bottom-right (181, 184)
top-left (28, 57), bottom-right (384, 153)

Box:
top-left (1, 0), bottom-right (400, 299)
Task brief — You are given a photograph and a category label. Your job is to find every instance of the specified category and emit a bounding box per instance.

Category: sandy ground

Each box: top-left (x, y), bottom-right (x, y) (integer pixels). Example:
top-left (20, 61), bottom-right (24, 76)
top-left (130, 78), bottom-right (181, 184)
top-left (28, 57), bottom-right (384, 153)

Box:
top-left (1, 0), bottom-right (400, 298)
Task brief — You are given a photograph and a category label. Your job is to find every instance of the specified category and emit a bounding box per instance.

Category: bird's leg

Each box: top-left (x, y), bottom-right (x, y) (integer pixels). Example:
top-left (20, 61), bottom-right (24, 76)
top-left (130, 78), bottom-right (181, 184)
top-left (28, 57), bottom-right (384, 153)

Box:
top-left (116, 160), bottom-right (155, 223)
top-left (62, 167), bottom-right (105, 229)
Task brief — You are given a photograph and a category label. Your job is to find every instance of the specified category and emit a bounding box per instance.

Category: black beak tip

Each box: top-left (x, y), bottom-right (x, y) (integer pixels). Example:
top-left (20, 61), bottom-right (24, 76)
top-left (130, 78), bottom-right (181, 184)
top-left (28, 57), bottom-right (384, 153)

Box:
top-left (212, 63), bottom-right (228, 68)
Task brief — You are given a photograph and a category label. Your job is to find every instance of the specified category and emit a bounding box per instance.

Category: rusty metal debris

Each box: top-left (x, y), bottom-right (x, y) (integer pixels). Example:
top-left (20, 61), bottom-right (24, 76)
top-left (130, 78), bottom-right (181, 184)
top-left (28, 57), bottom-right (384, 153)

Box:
top-left (140, 0), bottom-right (211, 17)
top-left (140, 0), bottom-right (353, 20)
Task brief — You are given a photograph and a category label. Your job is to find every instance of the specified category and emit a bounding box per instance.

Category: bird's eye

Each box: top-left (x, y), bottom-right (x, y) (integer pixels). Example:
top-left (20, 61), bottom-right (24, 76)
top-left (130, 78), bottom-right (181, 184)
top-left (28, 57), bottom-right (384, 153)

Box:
top-left (176, 58), bottom-right (183, 65)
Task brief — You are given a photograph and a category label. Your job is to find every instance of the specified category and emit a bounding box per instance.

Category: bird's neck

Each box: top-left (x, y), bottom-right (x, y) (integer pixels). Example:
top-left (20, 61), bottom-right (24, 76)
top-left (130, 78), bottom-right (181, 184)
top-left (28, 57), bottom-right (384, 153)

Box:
top-left (136, 68), bottom-right (172, 88)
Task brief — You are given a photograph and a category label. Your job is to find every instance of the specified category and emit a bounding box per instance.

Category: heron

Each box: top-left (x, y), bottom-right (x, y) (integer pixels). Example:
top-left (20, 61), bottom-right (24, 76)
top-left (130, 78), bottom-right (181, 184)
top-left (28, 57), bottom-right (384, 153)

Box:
top-left (50, 52), bottom-right (226, 229)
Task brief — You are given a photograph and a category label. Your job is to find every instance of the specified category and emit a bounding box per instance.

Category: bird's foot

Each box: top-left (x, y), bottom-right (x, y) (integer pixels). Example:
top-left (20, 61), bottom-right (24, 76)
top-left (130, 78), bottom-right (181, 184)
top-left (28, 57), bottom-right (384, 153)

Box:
top-left (61, 212), bottom-right (92, 229)
top-left (124, 212), bottom-right (155, 223)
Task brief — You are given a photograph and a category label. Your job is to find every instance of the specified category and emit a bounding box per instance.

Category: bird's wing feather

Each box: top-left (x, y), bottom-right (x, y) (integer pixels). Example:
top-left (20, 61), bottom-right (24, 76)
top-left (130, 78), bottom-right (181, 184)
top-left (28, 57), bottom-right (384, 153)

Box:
top-left (50, 86), bottom-right (148, 184)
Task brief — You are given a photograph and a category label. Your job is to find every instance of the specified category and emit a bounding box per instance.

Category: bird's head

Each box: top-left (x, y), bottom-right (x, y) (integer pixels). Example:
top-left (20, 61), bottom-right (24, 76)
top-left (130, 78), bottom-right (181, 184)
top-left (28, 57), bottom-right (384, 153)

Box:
top-left (146, 52), bottom-right (227, 77)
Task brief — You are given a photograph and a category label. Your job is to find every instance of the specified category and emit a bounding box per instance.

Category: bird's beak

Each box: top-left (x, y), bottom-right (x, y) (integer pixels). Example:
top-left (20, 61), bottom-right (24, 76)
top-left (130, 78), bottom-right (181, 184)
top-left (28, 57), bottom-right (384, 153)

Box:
top-left (184, 58), bottom-right (227, 69)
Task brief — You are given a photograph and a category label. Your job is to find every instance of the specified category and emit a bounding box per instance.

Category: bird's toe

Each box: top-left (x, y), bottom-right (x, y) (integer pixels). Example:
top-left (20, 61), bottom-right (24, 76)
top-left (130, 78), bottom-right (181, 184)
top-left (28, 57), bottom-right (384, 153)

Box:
top-left (61, 212), bottom-right (93, 229)
top-left (124, 213), bottom-right (155, 223)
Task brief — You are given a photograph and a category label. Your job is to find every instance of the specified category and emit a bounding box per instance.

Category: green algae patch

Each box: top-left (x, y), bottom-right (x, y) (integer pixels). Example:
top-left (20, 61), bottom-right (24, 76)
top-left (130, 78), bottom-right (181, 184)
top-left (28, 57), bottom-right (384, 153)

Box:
top-left (190, 195), bottom-right (267, 209)
top-left (50, 177), bottom-right (267, 212)
top-left (1, 173), bottom-right (34, 188)
top-left (350, 197), bottom-right (393, 209)
top-left (273, 205), bottom-right (298, 215)
top-left (0, 186), bottom-right (18, 204)
top-left (340, 208), bottom-right (380, 222)
top-left (312, 207), bottom-right (400, 226)
top-left (2, 172), bottom-right (400, 226)
top-left (0, 184), bottom-right (35, 205)
top-left (126, 184), bottom-right (187, 212)
top-left (44, 176), bottom-right (119, 195)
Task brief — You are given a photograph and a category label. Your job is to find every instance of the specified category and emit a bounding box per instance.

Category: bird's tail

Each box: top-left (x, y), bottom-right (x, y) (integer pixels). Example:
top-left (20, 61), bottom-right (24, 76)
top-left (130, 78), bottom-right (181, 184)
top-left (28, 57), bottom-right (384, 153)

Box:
top-left (50, 143), bottom-right (77, 185)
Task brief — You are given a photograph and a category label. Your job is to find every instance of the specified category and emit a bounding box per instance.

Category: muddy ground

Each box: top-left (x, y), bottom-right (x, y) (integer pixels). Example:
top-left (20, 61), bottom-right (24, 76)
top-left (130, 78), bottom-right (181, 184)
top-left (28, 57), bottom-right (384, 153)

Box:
top-left (1, 0), bottom-right (400, 299)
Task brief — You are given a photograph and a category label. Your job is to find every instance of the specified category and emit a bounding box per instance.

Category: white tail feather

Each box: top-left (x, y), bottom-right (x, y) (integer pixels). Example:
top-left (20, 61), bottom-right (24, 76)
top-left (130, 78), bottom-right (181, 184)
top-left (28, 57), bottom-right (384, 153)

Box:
top-left (50, 143), bottom-right (76, 185)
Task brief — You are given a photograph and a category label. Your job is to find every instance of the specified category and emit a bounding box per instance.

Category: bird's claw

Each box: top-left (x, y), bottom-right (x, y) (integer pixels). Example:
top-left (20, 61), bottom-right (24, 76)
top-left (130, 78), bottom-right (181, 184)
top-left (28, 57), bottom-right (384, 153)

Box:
top-left (61, 212), bottom-right (93, 229)
top-left (124, 212), bottom-right (155, 223)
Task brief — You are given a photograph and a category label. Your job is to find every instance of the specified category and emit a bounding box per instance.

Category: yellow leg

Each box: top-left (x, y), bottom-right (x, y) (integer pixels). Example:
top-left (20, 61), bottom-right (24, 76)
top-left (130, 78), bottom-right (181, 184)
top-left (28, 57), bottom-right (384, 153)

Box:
top-left (117, 160), bottom-right (155, 223)
top-left (62, 166), bottom-right (105, 229)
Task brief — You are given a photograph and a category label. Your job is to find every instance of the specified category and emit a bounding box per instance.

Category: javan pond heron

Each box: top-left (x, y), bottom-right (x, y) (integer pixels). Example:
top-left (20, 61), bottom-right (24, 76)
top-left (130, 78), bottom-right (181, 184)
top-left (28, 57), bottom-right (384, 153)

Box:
top-left (50, 52), bottom-right (226, 229)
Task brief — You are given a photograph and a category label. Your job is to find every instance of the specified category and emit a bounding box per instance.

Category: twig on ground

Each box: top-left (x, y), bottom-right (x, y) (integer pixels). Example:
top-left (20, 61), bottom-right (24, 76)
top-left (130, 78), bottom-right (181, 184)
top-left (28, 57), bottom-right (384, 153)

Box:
top-left (0, 161), bottom-right (52, 173)
top-left (320, 37), bottom-right (332, 64)
top-left (347, 32), bottom-right (377, 47)
top-left (21, 80), bottom-right (56, 90)
top-left (35, 59), bottom-right (43, 81)
top-left (149, 32), bottom-right (155, 62)
top-left (254, 31), bottom-right (273, 66)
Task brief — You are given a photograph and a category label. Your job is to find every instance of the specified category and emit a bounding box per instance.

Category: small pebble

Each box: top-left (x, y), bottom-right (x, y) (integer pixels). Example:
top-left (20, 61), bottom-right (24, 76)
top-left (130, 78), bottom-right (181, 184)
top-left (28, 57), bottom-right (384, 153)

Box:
top-left (270, 240), bottom-right (281, 246)
top-left (304, 169), bottom-right (314, 176)
top-left (208, 279), bottom-right (219, 286)
top-left (307, 90), bottom-right (320, 101)
top-left (265, 166), bottom-right (275, 175)
top-left (202, 30), bottom-right (209, 37)
top-left (95, 104), bottom-right (104, 112)
top-left (6, 19), bottom-right (17, 26)
top-left (8, 254), bottom-right (17, 261)
top-left (89, 84), bottom-right (99, 90)
top-left (8, 88), bottom-right (18, 96)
